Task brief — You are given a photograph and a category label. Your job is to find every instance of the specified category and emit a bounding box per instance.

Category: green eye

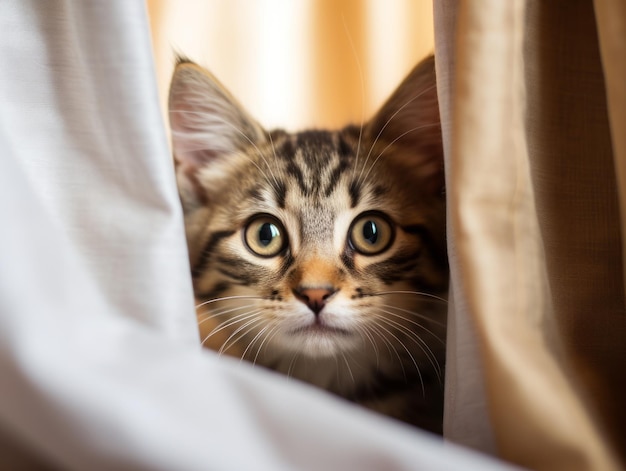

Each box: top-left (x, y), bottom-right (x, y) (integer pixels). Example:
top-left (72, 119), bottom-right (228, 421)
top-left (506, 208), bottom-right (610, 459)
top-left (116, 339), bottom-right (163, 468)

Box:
top-left (244, 215), bottom-right (287, 257)
top-left (349, 212), bottom-right (394, 255)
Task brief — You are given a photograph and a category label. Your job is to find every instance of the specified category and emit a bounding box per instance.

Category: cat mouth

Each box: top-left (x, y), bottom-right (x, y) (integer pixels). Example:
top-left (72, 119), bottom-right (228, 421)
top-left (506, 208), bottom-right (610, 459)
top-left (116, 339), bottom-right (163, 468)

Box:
top-left (290, 320), bottom-right (350, 337)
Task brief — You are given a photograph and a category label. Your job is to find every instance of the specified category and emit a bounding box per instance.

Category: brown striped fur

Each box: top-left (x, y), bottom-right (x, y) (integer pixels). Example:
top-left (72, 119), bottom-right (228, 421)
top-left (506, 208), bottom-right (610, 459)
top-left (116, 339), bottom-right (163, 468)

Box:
top-left (169, 55), bottom-right (447, 433)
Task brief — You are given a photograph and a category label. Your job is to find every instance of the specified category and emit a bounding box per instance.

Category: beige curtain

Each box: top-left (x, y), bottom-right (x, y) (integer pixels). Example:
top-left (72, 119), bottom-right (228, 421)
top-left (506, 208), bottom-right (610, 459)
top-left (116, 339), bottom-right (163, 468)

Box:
top-left (148, 1), bottom-right (626, 470)
top-left (436, 0), bottom-right (626, 470)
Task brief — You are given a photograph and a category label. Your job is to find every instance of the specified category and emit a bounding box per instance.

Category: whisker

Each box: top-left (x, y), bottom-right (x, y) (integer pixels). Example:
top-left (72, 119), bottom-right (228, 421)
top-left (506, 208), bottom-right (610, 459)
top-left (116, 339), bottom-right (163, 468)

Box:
top-left (369, 320), bottom-right (425, 396)
top-left (240, 322), bottom-right (274, 362)
top-left (333, 355), bottom-right (341, 385)
top-left (377, 302), bottom-right (447, 329)
top-left (287, 352), bottom-right (301, 378)
top-left (372, 290), bottom-right (448, 304)
top-left (367, 321), bottom-right (406, 381)
top-left (200, 309), bottom-right (258, 330)
top-left (198, 311), bottom-right (260, 333)
top-left (195, 295), bottom-right (263, 309)
top-left (376, 314), bottom-right (442, 383)
top-left (377, 305), bottom-right (446, 343)
top-left (219, 317), bottom-right (264, 356)
top-left (341, 351), bottom-right (356, 385)
top-left (197, 303), bottom-right (258, 325)
top-left (200, 310), bottom-right (262, 347)
top-left (252, 323), bottom-right (281, 366)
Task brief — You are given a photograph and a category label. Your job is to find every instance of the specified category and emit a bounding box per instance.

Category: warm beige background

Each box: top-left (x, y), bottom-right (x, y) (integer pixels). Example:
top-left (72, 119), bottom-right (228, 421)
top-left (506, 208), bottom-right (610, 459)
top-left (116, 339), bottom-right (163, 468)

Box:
top-left (146, 0), bottom-right (434, 130)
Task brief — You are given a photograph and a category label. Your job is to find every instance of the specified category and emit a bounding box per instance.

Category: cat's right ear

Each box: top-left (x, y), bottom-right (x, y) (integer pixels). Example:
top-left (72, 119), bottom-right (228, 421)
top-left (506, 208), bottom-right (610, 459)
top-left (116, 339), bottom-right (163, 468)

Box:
top-left (365, 55), bottom-right (443, 196)
top-left (168, 58), bottom-right (266, 206)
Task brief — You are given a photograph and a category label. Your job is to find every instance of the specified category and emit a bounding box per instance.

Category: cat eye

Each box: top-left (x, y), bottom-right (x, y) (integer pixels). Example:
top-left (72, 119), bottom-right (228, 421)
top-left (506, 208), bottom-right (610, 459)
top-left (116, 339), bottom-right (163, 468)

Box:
top-left (244, 215), bottom-right (287, 257)
top-left (349, 212), bottom-right (394, 255)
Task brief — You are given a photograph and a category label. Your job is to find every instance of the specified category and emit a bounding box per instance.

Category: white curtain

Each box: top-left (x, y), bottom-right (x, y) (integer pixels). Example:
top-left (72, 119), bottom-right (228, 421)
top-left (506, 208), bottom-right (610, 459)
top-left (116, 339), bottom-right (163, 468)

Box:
top-left (0, 2), bottom-right (513, 470)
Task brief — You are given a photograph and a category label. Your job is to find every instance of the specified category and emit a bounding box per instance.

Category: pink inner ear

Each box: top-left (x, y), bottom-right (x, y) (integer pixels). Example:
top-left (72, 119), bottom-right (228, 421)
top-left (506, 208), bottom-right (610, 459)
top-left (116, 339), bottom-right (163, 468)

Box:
top-left (171, 128), bottom-right (218, 168)
top-left (170, 96), bottom-right (203, 168)
top-left (169, 97), bottom-right (224, 168)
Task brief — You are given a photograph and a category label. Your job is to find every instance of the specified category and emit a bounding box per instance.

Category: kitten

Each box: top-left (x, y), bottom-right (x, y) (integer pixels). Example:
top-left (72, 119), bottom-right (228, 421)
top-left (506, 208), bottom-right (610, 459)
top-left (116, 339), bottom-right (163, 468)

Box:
top-left (169, 55), bottom-right (447, 434)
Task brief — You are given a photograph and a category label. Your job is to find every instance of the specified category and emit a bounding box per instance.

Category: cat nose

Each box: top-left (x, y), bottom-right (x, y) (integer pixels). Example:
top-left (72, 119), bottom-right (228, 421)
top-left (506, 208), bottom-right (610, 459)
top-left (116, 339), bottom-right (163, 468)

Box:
top-left (293, 286), bottom-right (338, 315)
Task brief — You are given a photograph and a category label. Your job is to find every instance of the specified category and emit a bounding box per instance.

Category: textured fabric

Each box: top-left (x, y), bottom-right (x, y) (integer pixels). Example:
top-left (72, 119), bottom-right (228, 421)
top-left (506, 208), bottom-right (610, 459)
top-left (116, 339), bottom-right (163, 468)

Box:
top-left (0, 1), bottom-right (517, 470)
top-left (435, 0), bottom-right (625, 469)
top-left (525, 0), bottom-right (626, 461)
top-left (433, 0), bottom-right (498, 454)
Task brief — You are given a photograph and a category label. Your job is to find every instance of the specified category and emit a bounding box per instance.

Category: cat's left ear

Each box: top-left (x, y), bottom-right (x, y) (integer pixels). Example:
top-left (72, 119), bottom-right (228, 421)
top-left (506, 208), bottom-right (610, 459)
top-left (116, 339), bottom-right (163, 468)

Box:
top-left (365, 55), bottom-right (444, 195)
top-left (168, 58), bottom-right (266, 206)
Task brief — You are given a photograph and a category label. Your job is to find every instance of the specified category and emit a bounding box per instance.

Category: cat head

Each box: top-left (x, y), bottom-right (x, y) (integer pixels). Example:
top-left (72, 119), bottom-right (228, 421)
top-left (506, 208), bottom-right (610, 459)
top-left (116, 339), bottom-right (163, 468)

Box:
top-left (169, 56), bottom-right (447, 364)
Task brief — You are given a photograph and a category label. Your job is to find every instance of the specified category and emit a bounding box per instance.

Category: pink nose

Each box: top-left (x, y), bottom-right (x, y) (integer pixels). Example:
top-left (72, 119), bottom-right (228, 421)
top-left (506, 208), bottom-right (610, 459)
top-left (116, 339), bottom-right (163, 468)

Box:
top-left (293, 287), bottom-right (337, 315)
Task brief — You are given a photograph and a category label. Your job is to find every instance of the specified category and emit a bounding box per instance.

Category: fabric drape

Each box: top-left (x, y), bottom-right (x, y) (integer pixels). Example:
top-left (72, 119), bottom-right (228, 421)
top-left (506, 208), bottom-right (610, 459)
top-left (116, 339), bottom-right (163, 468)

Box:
top-left (435, 1), bottom-right (626, 469)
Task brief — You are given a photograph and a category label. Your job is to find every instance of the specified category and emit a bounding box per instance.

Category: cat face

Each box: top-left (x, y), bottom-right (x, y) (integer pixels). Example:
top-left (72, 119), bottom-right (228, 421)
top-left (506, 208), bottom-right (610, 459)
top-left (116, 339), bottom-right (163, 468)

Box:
top-left (169, 57), bottom-right (447, 368)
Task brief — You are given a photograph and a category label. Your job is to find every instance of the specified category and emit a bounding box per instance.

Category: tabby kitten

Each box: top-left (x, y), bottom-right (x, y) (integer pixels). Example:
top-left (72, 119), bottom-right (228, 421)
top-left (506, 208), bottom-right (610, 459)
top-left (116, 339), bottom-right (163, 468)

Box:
top-left (169, 55), bottom-right (447, 433)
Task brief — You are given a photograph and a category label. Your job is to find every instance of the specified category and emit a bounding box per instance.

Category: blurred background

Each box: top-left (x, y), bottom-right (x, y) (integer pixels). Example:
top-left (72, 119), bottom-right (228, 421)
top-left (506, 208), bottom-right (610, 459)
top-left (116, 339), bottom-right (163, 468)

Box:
top-left (146, 0), bottom-right (434, 131)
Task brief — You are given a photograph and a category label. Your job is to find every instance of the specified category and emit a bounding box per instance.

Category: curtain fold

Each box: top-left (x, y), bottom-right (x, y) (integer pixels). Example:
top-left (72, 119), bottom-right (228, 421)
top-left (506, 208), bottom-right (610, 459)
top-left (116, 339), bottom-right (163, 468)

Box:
top-left (433, 0), bottom-right (498, 454)
top-left (436, 0), bottom-right (626, 469)
top-left (593, 6), bottom-right (626, 454)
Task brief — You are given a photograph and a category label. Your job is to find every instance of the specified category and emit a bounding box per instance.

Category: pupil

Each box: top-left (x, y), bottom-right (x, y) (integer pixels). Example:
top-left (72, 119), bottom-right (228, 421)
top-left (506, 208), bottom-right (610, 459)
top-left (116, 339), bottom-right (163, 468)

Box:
top-left (259, 223), bottom-right (278, 246)
top-left (363, 221), bottom-right (378, 244)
